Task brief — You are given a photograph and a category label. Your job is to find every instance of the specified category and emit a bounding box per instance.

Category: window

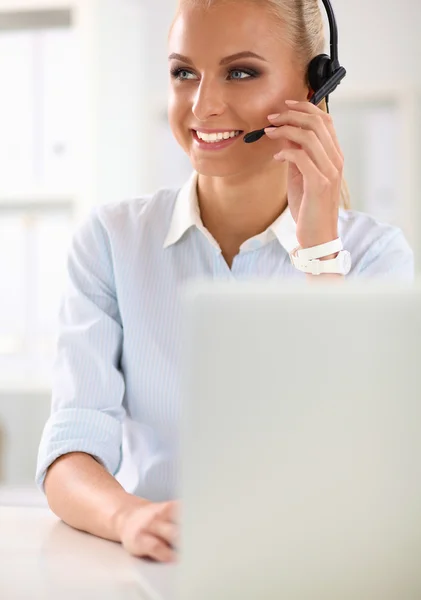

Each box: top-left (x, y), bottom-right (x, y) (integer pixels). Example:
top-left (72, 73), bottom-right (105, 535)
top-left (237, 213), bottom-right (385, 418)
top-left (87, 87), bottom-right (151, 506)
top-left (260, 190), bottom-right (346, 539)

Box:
top-left (0, 12), bottom-right (76, 389)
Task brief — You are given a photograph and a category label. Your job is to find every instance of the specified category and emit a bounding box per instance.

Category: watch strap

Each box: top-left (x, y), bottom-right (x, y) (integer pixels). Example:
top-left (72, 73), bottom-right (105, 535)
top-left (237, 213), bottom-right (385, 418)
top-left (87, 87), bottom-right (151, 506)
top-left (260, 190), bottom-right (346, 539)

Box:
top-left (290, 249), bottom-right (351, 275)
top-left (296, 238), bottom-right (343, 261)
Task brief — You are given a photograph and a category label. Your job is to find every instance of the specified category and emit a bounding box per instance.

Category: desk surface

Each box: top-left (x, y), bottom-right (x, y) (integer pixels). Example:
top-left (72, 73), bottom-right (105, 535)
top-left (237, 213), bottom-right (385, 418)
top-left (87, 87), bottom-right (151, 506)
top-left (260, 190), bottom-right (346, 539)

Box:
top-left (0, 497), bottom-right (176, 600)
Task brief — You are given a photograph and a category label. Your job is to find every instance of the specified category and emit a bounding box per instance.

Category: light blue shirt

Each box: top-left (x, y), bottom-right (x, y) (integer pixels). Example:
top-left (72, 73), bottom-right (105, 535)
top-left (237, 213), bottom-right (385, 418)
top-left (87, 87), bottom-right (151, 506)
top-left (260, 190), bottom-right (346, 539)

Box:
top-left (35, 171), bottom-right (414, 501)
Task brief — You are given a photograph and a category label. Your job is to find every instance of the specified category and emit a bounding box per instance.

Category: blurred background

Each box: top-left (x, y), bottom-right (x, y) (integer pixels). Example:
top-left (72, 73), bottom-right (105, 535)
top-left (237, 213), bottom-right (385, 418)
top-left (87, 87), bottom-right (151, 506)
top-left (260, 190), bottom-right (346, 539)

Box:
top-left (0, 0), bottom-right (420, 490)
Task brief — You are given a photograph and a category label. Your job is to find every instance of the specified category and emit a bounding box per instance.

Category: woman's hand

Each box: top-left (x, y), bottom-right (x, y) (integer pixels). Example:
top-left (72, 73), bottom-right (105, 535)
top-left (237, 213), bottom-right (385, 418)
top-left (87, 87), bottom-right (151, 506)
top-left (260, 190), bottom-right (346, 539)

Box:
top-left (264, 99), bottom-right (344, 250)
top-left (116, 499), bottom-right (179, 562)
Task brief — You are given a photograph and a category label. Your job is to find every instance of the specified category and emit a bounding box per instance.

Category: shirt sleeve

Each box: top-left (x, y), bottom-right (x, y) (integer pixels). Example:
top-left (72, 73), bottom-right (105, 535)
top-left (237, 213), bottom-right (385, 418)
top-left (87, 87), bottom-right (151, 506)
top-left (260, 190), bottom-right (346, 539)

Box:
top-left (353, 229), bottom-right (415, 282)
top-left (35, 207), bottom-right (126, 493)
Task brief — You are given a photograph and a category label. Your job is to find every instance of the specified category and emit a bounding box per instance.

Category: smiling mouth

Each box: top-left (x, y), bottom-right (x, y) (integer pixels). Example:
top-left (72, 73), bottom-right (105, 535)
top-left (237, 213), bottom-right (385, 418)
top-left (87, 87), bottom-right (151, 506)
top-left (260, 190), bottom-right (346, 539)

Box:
top-left (193, 130), bottom-right (244, 144)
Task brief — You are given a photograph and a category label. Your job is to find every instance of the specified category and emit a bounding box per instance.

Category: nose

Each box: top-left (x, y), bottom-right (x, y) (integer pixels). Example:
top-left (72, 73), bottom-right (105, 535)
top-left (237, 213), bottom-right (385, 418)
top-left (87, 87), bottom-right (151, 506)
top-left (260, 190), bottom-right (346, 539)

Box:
top-left (192, 78), bottom-right (226, 122)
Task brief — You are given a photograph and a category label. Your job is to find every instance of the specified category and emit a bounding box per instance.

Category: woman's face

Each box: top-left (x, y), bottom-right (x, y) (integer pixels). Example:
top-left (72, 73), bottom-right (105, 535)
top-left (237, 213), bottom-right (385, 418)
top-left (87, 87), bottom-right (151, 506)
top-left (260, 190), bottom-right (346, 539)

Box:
top-left (167, 1), bottom-right (308, 178)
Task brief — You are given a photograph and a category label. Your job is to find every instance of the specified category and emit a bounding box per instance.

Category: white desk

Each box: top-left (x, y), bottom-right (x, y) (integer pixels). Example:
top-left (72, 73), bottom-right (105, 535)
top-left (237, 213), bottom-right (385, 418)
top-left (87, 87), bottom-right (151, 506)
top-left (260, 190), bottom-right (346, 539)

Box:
top-left (0, 488), bottom-right (176, 600)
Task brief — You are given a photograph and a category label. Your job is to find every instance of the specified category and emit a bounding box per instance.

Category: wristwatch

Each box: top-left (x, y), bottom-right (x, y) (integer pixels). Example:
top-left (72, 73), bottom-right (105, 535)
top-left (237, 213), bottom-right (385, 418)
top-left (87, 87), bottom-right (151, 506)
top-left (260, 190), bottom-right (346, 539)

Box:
top-left (290, 238), bottom-right (352, 276)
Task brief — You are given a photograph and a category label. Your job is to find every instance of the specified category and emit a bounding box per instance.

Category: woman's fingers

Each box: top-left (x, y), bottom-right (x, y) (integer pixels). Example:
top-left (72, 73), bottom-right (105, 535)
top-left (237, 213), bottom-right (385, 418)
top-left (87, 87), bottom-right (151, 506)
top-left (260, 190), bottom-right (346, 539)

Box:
top-left (149, 517), bottom-right (178, 548)
top-left (276, 147), bottom-right (328, 192)
top-left (138, 532), bottom-right (177, 562)
top-left (266, 103), bottom-right (344, 169)
top-left (265, 125), bottom-right (337, 179)
top-left (119, 500), bottom-right (179, 563)
top-left (158, 500), bottom-right (179, 524)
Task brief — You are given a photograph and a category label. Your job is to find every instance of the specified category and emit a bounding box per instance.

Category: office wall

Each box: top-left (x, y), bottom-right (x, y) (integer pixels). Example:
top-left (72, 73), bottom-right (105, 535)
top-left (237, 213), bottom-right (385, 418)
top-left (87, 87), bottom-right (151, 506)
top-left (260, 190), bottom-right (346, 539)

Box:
top-left (333, 0), bottom-right (421, 88)
top-left (0, 392), bottom-right (50, 483)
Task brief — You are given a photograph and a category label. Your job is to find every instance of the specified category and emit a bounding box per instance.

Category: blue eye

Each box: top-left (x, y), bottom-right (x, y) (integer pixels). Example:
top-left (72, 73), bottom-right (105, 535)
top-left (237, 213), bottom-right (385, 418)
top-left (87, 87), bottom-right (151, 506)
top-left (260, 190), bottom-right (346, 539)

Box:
top-left (171, 68), bottom-right (197, 80)
top-left (229, 69), bottom-right (256, 80)
top-left (170, 67), bottom-right (259, 81)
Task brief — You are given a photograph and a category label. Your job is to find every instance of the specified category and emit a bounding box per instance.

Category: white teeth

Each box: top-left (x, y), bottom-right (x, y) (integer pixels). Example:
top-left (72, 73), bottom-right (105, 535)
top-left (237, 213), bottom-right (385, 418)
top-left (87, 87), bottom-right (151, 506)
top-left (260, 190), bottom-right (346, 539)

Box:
top-left (196, 130), bottom-right (241, 143)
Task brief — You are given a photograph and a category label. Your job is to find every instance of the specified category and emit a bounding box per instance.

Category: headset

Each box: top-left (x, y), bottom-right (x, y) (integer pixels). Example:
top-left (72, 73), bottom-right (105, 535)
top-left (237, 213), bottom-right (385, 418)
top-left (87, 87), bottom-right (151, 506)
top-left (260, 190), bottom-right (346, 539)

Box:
top-left (244, 0), bottom-right (346, 143)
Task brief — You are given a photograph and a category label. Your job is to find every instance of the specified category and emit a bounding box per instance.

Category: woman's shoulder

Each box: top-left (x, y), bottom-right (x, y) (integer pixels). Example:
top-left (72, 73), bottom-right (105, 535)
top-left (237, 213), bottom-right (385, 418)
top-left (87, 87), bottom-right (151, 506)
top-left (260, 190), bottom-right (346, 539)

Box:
top-left (338, 207), bottom-right (410, 251)
top-left (94, 185), bottom-right (181, 230)
top-left (338, 208), bottom-right (414, 280)
top-left (68, 185), bottom-right (183, 264)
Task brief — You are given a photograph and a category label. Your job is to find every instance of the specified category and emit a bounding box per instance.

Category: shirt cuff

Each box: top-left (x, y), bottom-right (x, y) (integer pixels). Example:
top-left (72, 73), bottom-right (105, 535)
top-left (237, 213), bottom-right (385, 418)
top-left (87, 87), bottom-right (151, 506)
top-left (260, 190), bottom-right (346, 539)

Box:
top-left (35, 407), bottom-right (123, 493)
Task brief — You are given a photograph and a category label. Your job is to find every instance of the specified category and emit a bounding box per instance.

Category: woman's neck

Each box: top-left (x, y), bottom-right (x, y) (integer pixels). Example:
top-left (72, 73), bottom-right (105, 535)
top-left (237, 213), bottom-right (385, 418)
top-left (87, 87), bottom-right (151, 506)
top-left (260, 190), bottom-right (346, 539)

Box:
top-left (197, 166), bottom-right (289, 252)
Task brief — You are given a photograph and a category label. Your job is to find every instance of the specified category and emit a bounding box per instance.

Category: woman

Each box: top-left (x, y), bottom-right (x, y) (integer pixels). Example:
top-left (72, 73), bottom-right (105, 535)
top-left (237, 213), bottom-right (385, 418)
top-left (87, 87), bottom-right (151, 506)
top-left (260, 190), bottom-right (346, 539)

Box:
top-left (36, 0), bottom-right (413, 564)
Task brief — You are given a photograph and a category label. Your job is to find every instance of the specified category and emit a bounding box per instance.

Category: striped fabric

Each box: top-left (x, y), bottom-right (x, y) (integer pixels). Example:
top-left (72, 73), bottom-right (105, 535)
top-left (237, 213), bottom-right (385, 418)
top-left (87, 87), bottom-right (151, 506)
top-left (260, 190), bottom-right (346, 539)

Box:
top-left (35, 171), bottom-right (414, 501)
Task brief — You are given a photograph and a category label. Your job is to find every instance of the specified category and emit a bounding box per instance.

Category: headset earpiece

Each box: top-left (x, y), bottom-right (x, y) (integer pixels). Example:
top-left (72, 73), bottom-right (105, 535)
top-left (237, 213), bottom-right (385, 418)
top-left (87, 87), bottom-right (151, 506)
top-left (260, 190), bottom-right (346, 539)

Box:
top-left (307, 54), bottom-right (333, 93)
top-left (244, 0), bottom-right (347, 142)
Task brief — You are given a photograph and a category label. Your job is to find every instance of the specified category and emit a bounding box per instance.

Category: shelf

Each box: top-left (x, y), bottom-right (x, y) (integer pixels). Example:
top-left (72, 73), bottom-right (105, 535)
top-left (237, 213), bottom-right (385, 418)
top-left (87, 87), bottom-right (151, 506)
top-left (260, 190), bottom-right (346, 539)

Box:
top-left (0, 0), bottom-right (73, 12)
top-left (0, 379), bottom-right (51, 395)
top-left (0, 192), bottom-right (75, 214)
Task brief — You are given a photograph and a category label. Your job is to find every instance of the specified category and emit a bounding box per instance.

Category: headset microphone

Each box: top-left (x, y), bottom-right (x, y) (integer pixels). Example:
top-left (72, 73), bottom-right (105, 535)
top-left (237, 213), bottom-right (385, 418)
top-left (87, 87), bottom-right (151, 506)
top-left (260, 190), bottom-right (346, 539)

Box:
top-left (244, 0), bottom-right (346, 144)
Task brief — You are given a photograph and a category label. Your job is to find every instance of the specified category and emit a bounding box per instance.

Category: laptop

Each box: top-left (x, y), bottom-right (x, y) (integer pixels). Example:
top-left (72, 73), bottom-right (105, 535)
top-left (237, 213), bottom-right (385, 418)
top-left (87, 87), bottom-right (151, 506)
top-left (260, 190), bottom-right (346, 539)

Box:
top-left (177, 279), bottom-right (421, 600)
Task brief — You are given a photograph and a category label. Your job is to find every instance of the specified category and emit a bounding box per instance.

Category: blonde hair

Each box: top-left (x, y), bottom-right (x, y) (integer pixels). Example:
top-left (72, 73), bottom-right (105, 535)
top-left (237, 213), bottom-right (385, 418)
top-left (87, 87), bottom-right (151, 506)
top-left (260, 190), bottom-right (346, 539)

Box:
top-left (172, 0), bottom-right (351, 210)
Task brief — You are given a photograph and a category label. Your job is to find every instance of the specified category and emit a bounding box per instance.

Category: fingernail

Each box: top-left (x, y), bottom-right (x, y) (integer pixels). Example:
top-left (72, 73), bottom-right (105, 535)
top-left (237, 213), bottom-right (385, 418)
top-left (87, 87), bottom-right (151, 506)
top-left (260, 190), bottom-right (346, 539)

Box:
top-left (264, 127), bottom-right (277, 133)
top-left (267, 113), bottom-right (280, 120)
top-left (285, 100), bottom-right (299, 104)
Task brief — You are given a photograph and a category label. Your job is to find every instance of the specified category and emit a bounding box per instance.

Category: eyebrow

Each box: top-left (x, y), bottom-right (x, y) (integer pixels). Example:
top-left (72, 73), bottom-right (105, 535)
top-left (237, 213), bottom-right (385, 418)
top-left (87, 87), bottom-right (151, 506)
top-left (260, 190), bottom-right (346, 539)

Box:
top-left (168, 51), bottom-right (268, 66)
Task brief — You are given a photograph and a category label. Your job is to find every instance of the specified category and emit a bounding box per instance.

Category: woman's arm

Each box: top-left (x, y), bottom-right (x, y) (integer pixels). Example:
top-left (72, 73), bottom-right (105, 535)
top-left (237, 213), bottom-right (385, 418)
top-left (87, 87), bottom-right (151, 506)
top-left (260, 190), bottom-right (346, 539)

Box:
top-left (38, 209), bottom-right (177, 562)
top-left (45, 452), bottom-right (178, 562)
top-left (44, 452), bottom-right (144, 542)
top-left (36, 207), bottom-right (127, 493)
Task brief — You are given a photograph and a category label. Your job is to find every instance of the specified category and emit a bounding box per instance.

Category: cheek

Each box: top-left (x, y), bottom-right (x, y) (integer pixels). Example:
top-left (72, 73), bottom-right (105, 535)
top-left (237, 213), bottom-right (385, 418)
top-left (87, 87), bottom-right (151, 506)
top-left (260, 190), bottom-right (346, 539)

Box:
top-left (167, 91), bottom-right (188, 144)
top-left (167, 90), bottom-right (180, 125)
top-left (243, 77), bottom-right (293, 115)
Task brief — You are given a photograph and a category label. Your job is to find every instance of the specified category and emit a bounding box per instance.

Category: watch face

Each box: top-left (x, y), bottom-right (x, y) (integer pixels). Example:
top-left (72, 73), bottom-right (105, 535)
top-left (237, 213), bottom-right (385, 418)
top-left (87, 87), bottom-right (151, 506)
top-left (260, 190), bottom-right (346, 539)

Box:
top-left (342, 251), bottom-right (352, 274)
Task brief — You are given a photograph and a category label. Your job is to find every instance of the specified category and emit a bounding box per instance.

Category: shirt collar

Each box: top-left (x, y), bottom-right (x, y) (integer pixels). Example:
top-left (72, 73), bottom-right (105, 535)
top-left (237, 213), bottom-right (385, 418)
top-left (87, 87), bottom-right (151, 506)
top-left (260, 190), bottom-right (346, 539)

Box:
top-left (163, 171), bottom-right (202, 250)
top-left (163, 171), bottom-right (299, 254)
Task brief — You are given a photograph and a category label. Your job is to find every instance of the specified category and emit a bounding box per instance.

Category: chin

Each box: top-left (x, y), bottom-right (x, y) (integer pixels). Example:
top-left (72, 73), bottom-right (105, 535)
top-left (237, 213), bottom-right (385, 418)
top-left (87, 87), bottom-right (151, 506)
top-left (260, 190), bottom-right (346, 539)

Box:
top-left (192, 164), bottom-right (235, 178)
top-left (192, 157), bottom-right (275, 181)
top-left (189, 156), bottom-right (250, 179)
